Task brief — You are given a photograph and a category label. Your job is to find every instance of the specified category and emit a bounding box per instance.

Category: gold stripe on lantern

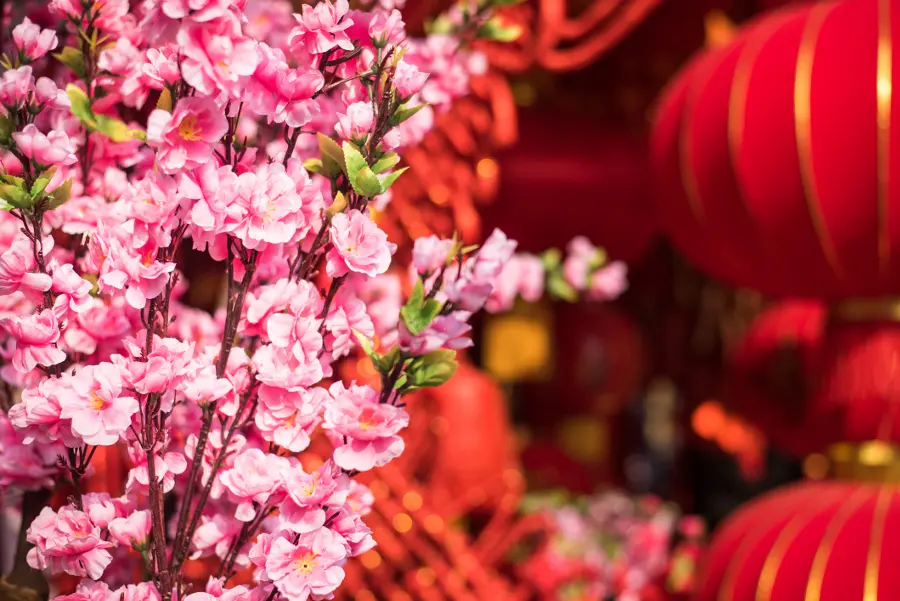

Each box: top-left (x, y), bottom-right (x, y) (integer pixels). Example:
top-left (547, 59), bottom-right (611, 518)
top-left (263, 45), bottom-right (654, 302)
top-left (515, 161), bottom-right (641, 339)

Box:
top-left (794, 3), bottom-right (845, 280)
top-left (877, 0), bottom-right (893, 276)
top-left (804, 487), bottom-right (873, 601)
top-left (864, 487), bottom-right (891, 601)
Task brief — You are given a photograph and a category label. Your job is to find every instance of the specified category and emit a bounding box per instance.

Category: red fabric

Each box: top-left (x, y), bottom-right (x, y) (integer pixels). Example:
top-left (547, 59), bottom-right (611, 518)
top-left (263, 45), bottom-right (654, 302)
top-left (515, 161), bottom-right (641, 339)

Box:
top-left (652, 0), bottom-right (900, 299)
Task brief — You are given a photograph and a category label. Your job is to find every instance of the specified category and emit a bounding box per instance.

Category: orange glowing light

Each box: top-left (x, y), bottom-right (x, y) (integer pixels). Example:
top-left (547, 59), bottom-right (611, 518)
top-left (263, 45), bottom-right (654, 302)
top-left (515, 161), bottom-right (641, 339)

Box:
top-left (692, 401), bottom-right (726, 439)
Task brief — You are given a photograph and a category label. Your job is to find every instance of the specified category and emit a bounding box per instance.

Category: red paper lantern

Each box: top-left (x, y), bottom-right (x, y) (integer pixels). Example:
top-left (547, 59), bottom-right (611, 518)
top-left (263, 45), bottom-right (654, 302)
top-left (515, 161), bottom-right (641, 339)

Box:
top-left (727, 300), bottom-right (826, 455)
top-left (693, 478), bottom-right (900, 601)
top-left (652, 0), bottom-right (900, 299)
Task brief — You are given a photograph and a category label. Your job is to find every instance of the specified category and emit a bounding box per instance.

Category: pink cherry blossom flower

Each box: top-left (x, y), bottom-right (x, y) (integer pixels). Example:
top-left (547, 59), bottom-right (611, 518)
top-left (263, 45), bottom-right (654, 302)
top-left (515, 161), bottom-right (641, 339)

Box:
top-left (231, 162), bottom-right (307, 249)
top-left (0, 309), bottom-right (65, 373)
top-left (160, 0), bottom-right (234, 22)
top-left (399, 315), bottom-right (472, 355)
top-left (246, 45), bottom-right (323, 129)
top-left (412, 235), bottom-right (453, 276)
top-left (0, 412), bottom-right (60, 491)
top-left (0, 236), bottom-right (53, 300)
top-left (266, 314), bottom-right (323, 364)
top-left (323, 290), bottom-right (375, 359)
top-left (279, 462), bottom-right (348, 533)
top-left (329, 506), bottom-right (376, 556)
top-left (26, 505), bottom-right (115, 579)
top-left (191, 514), bottom-right (243, 562)
top-left (119, 582), bottom-right (162, 601)
top-left (253, 343), bottom-right (325, 391)
top-left (13, 124), bottom-right (77, 166)
top-left (219, 448), bottom-right (289, 521)
top-left (82, 492), bottom-right (132, 529)
top-left (265, 529), bottom-right (348, 601)
top-left (0, 66), bottom-right (34, 108)
top-left (52, 580), bottom-right (117, 601)
top-left (11, 376), bottom-right (77, 445)
top-left (485, 253), bottom-right (545, 313)
top-left (562, 235), bottom-right (600, 290)
top-left (334, 102), bottom-right (374, 140)
top-left (143, 48), bottom-right (181, 87)
top-left (147, 96), bottom-right (228, 174)
top-left (588, 260), bottom-right (628, 300)
top-left (95, 237), bottom-right (177, 310)
top-left (178, 22), bottom-right (260, 98)
top-left (368, 9), bottom-right (404, 47)
top-left (12, 17), bottom-right (58, 61)
top-left (59, 363), bottom-right (140, 446)
top-left (109, 510), bottom-right (151, 549)
top-left (51, 264), bottom-right (93, 314)
top-left (393, 60), bottom-right (428, 98)
top-left (255, 385), bottom-right (328, 452)
top-left (34, 77), bottom-right (71, 110)
top-left (326, 210), bottom-right (395, 278)
top-left (290, 0), bottom-right (355, 55)
top-left (118, 171), bottom-right (182, 249)
top-left (323, 382), bottom-right (408, 471)
top-left (179, 364), bottom-right (234, 406)
top-left (126, 445), bottom-right (188, 494)
top-left (346, 481), bottom-right (374, 516)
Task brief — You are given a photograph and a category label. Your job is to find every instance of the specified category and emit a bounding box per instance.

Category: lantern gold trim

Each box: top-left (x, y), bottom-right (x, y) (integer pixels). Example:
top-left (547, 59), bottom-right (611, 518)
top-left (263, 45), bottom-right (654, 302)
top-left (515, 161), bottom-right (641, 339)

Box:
top-left (828, 441), bottom-right (900, 483)
top-left (829, 298), bottom-right (900, 322)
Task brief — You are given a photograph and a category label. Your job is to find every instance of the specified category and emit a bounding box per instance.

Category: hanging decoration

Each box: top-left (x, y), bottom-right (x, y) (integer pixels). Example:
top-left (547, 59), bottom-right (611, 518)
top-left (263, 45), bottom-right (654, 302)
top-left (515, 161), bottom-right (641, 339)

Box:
top-left (652, 0), bottom-right (900, 299)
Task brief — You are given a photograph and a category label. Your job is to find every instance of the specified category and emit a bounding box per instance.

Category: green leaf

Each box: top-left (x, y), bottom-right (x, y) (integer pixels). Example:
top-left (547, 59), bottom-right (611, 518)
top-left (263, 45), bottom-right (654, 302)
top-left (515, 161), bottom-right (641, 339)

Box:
top-left (0, 114), bottom-right (11, 144)
top-left (325, 191), bottom-right (348, 219)
top-left (303, 158), bottom-right (324, 174)
top-left (30, 169), bottom-right (55, 197)
top-left (426, 14), bottom-right (454, 35)
top-left (460, 244), bottom-right (479, 254)
top-left (354, 166), bottom-right (383, 197)
top-left (406, 349), bottom-right (458, 390)
top-left (342, 141), bottom-right (383, 197)
top-left (156, 88), bottom-right (173, 112)
top-left (319, 134), bottom-right (345, 176)
top-left (0, 174), bottom-right (24, 187)
top-left (400, 279), bottom-right (443, 335)
top-left (378, 166), bottom-right (408, 193)
top-left (66, 84), bottom-right (94, 126)
top-left (391, 103), bottom-right (427, 126)
top-left (0, 183), bottom-right (33, 209)
top-left (371, 153), bottom-right (400, 174)
top-left (546, 269), bottom-right (578, 302)
top-left (129, 129), bottom-right (146, 142)
top-left (540, 248), bottom-right (562, 271)
top-left (476, 17), bottom-right (523, 42)
top-left (48, 178), bottom-right (74, 209)
top-left (94, 114), bottom-right (133, 142)
top-left (53, 47), bottom-right (85, 79)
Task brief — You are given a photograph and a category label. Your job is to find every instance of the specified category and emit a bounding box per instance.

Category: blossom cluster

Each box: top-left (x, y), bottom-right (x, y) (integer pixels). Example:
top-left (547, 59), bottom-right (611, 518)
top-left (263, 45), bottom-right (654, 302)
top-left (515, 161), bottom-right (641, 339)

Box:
top-left (516, 491), bottom-right (706, 601)
top-left (0, 1), bottom-right (522, 600)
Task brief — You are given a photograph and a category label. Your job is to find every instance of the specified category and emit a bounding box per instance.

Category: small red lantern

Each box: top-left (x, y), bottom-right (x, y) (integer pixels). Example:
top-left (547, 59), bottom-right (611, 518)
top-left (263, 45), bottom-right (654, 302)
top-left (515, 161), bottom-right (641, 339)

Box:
top-left (727, 300), bottom-right (825, 456)
top-left (652, 0), bottom-right (900, 299)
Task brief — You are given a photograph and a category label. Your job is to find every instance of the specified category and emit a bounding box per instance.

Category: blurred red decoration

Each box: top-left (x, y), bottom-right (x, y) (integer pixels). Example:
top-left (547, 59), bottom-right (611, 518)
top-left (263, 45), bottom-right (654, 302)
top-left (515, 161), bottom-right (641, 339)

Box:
top-left (651, 0), bottom-right (900, 299)
top-left (488, 0), bottom-right (664, 72)
top-left (482, 110), bottom-right (656, 262)
top-left (693, 478), bottom-right (900, 601)
top-left (726, 299), bottom-right (900, 455)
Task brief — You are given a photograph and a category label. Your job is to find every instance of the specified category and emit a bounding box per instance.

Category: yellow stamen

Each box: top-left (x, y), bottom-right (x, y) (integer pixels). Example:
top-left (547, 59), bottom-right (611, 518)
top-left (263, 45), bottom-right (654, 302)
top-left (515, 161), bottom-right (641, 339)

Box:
top-left (178, 115), bottom-right (203, 141)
